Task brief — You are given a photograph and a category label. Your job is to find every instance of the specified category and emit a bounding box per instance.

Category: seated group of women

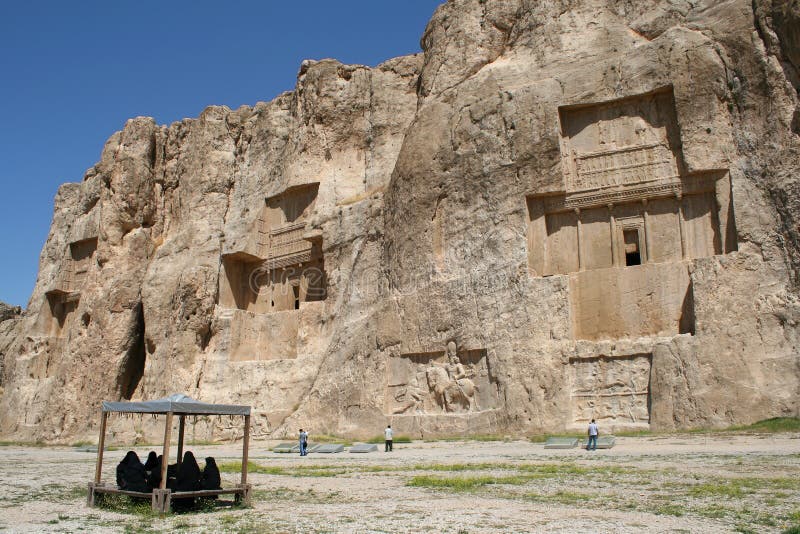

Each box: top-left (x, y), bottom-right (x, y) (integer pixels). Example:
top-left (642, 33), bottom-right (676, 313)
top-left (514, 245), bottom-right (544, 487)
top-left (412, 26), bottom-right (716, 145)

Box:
top-left (116, 450), bottom-right (222, 509)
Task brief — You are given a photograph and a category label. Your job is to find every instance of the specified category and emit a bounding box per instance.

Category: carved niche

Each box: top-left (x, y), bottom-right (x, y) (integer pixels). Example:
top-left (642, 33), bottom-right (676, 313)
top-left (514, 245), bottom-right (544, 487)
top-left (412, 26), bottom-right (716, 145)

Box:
top-left (527, 87), bottom-right (736, 278)
top-left (386, 342), bottom-right (499, 415)
top-left (219, 183), bottom-right (326, 313)
top-left (569, 354), bottom-right (651, 427)
top-left (41, 237), bottom-right (97, 337)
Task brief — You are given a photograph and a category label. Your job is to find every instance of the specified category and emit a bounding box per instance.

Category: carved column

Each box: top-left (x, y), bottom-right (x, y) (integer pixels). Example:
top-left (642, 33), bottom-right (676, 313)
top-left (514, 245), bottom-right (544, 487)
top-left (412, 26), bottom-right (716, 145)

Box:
top-left (642, 199), bottom-right (652, 263)
top-left (608, 204), bottom-right (617, 267)
top-left (575, 208), bottom-right (583, 271)
top-left (676, 193), bottom-right (688, 259)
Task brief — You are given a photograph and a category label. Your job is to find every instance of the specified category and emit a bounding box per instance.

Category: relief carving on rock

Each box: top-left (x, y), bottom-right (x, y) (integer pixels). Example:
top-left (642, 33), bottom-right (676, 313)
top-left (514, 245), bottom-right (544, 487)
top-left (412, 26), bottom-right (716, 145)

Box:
top-left (569, 354), bottom-right (651, 426)
top-left (387, 342), bottom-right (498, 415)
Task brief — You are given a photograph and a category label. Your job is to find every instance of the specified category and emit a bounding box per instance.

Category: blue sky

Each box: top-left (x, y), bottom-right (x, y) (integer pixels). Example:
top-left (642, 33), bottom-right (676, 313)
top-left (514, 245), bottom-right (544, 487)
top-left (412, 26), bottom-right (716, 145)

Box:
top-left (0, 1), bottom-right (442, 307)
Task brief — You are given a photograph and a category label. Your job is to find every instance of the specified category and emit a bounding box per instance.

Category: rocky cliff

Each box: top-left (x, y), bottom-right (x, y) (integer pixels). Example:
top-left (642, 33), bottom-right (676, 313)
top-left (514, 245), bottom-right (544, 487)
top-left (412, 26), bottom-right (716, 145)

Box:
top-left (1, 0), bottom-right (798, 443)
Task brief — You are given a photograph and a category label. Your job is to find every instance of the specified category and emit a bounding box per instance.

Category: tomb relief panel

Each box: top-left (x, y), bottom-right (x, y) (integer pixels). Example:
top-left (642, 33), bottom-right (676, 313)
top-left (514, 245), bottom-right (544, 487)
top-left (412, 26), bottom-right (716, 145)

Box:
top-left (219, 183), bottom-right (327, 313)
top-left (40, 292), bottom-right (79, 338)
top-left (530, 191), bottom-right (727, 277)
top-left (569, 354), bottom-right (651, 427)
top-left (559, 89), bottom-right (683, 206)
top-left (49, 237), bottom-right (97, 295)
top-left (260, 183), bottom-right (320, 266)
top-left (530, 87), bottom-right (733, 273)
top-left (386, 342), bottom-right (499, 415)
top-left (68, 238), bottom-right (97, 291)
top-left (39, 237), bottom-right (97, 337)
top-left (219, 258), bottom-right (326, 313)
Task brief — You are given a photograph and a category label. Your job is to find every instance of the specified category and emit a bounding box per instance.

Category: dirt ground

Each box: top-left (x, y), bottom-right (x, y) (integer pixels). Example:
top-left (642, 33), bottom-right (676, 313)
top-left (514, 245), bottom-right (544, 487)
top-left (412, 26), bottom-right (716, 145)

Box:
top-left (1, 433), bottom-right (799, 533)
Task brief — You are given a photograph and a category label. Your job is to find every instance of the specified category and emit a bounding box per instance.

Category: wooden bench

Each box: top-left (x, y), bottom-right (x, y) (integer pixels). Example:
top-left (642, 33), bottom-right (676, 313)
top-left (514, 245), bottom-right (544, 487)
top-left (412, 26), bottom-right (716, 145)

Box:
top-left (87, 481), bottom-right (252, 513)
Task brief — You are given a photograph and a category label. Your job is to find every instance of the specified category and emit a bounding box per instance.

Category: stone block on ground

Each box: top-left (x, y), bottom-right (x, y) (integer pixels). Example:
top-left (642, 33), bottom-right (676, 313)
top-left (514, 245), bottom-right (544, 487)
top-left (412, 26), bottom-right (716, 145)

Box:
top-left (272, 442), bottom-right (296, 453)
top-left (544, 437), bottom-right (579, 449)
top-left (349, 443), bottom-right (378, 453)
top-left (581, 436), bottom-right (616, 449)
top-left (314, 444), bottom-right (345, 453)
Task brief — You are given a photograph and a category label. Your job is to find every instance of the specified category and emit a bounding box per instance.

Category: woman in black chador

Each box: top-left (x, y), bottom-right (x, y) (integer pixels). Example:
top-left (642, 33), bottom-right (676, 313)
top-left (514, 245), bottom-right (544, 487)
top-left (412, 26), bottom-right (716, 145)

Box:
top-left (144, 452), bottom-right (160, 490)
top-left (172, 451), bottom-right (202, 511)
top-left (143, 451), bottom-right (158, 474)
top-left (115, 451), bottom-right (148, 493)
top-left (200, 456), bottom-right (222, 500)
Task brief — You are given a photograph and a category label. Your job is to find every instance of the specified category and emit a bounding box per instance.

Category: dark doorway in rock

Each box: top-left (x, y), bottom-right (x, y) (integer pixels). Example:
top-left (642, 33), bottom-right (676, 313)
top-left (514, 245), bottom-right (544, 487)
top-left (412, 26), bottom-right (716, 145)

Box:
top-left (624, 229), bottom-right (642, 266)
top-left (293, 285), bottom-right (300, 310)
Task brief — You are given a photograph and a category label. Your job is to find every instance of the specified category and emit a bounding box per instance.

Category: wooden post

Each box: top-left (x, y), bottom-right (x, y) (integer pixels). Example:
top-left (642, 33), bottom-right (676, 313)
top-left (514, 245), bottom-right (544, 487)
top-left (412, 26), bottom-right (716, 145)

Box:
top-left (176, 415), bottom-right (186, 469)
top-left (160, 412), bottom-right (173, 490)
top-left (241, 415), bottom-right (251, 485)
top-left (94, 411), bottom-right (108, 484)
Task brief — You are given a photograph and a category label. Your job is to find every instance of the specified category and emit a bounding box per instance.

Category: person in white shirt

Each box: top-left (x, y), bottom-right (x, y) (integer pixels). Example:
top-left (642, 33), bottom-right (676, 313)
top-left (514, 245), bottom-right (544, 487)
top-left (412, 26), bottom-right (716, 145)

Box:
top-left (384, 425), bottom-right (393, 452)
top-left (587, 419), bottom-right (598, 451)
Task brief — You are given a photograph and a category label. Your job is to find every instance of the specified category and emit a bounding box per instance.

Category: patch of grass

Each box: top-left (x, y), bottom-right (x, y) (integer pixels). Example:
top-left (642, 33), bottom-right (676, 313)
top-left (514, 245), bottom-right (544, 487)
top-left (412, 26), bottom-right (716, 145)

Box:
top-left (408, 474), bottom-right (530, 491)
top-left (728, 417), bottom-right (800, 433)
top-left (410, 462), bottom-right (508, 472)
top-left (684, 417), bottom-right (800, 435)
top-left (526, 417), bottom-right (799, 443)
top-left (423, 434), bottom-right (509, 443)
top-left (612, 429), bottom-right (654, 438)
top-left (122, 523), bottom-right (158, 534)
top-left (687, 482), bottom-right (749, 498)
top-left (218, 461), bottom-right (346, 477)
top-left (97, 494), bottom-right (158, 517)
top-left (695, 504), bottom-right (732, 519)
top-left (782, 526), bottom-right (800, 534)
top-left (365, 435), bottom-right (413, 444)
top-left (309, 434), bottom-right (353, 446)
top-left (525, 490), bottom-right (592, 505)
top-left (652, 503), bottom-right (685, 516)
top-left (218, 461), bottom-right (283, 475)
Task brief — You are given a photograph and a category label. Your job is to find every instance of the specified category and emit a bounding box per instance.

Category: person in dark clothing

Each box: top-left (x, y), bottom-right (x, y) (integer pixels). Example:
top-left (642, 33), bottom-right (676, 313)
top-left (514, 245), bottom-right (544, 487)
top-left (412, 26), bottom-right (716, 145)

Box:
top-left (143, 451), bottom-right (158, 472)
top-left (115, 451), bottom-right (148, 493)
top-left (147, 455), bottom-right (161, 489)
top-left (199, 456), bottom-right (222, 504)
top-left (201, 457), bottom-right (222, 492)
top-left (146, 454), bottom-right (164, 490)
top-left (143, 451), bottom-right (158, 479)
top-left (172, 451), bottom-right (202, 512)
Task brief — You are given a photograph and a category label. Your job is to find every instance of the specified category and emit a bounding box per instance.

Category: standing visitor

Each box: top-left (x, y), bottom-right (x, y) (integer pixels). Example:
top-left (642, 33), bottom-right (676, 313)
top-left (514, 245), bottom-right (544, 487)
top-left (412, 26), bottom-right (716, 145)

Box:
top-left (299, 428), bottom-right (309, 456)
top-left (384, 424), bottom-right (393, 452)
top-left (587, 419), bottom-right (598, 451)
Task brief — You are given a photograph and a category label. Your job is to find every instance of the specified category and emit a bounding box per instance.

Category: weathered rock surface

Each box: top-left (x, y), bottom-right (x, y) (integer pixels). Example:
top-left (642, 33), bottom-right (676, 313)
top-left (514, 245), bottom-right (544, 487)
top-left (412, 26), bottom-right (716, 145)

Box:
top-left (0, 302), bottom-right (20, 323)
top-left (1, 0), bottom-right (798, 443)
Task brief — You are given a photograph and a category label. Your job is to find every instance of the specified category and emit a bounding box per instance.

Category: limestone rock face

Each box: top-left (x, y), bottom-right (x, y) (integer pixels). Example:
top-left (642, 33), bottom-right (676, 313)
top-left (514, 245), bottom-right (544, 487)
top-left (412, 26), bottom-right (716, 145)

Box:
top-left (0, 302), bottom-right (20, 323)
top-left (1, 0), bottom-right (799, 442)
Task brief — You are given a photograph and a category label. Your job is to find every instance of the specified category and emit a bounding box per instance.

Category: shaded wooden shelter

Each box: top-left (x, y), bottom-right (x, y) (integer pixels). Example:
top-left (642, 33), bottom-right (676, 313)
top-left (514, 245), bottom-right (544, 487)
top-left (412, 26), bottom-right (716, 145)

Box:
top-left (87, 394), bottom-right (252, 513)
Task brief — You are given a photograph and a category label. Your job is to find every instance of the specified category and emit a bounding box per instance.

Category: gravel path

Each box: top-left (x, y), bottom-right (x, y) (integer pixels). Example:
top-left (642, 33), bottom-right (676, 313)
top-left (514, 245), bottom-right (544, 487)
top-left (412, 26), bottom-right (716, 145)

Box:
top-left (1, 433), bottom-right (798, 533)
